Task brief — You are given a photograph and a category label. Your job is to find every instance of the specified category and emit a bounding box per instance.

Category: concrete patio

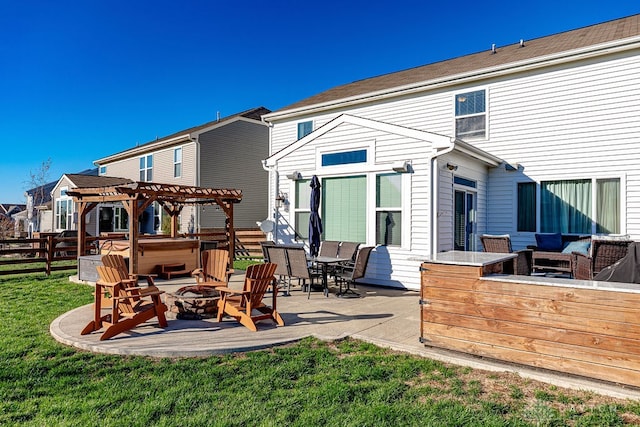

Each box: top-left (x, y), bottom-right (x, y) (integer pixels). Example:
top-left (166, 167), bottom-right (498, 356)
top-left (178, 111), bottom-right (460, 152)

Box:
top-left (51, 273), bottom-right (640, 400)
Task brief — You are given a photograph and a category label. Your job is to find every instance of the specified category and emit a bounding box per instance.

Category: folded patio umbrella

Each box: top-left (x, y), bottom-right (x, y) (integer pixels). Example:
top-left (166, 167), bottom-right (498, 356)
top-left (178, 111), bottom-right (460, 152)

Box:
top-left (308, 175), bottom-right (323, 258)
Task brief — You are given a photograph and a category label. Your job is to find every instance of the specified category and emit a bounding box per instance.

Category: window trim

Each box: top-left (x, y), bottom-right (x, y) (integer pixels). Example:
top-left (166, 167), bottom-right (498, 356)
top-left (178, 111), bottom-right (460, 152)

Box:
top-left (55, 186), bottom-right (73, 231)
top-left (139, 154), bottom-right (153, 182)
top-left (454, 88), bottom-right (488, 140)
top-left (297, 120), bottom-right (313, 140)
top-left (521, 174), bottom-right (625, 235)
top-left (173, 147), bottom-right (182, 178)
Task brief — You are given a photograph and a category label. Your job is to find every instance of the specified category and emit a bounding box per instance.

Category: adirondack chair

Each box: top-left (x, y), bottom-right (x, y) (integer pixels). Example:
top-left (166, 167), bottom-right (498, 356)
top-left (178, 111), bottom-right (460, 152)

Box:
top-left (216, 262), bottom-right (284, 331)
top-left (100, 254), bottom-right (156, 304)
top-left (191, 249), bottom-right (232, 286)
top-left (82, 264), bottom-right (168, 340)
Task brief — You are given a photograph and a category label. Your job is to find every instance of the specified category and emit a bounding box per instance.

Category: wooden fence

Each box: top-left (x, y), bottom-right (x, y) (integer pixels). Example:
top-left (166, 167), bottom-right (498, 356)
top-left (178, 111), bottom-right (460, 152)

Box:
top-left (0, 228), bottom-right (268, 277)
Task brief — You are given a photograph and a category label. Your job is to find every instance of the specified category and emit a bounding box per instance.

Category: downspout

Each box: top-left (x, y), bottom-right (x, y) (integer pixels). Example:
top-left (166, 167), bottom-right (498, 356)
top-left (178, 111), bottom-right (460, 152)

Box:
top-left (429, 142), bottom-right (456, 257)
top-left (261, 159), bottom-right (279, 243)
top-left (193, 135), bottom-right (201, 234)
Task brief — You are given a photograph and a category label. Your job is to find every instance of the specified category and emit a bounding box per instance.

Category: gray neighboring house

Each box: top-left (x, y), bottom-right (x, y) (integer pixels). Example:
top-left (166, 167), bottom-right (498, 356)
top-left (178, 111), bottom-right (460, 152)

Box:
top-left (94, 107), bottom-right (271, 234)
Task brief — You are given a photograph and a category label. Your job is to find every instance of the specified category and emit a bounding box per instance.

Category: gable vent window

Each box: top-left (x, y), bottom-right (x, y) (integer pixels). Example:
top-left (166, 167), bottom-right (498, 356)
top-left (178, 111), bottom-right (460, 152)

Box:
top-left (455, 89), bottom-right (486, 139)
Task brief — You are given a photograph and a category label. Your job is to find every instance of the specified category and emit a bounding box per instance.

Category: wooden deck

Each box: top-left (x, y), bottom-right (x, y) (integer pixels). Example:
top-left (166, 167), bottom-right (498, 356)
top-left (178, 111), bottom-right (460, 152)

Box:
top-left (420, 253), bottom-right (640, 388)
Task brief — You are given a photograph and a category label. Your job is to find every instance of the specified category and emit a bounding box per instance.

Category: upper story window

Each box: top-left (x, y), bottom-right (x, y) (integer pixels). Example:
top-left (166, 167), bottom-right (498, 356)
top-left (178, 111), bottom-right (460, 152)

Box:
top-left (297, 121), bottom-right (313, 139)
top-left (99, 166), bottom-right (107, 175)
top-left (455, 89), bottom-right (486, 139)
top-left (173, 147), bottom-right (182, 178)
top-left (321, 149), bottom-right (367, 167)
top-left (139, 154), bottom-right (153, 181)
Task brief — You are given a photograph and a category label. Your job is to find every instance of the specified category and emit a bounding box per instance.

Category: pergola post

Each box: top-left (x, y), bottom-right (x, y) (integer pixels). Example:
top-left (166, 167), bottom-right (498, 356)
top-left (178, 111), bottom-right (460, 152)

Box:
top-left (76, 201), bottom-right (97, 256)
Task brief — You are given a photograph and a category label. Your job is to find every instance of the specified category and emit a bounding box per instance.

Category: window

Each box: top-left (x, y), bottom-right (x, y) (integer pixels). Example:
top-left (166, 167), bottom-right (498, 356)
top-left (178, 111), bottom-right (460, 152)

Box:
top-left (376, 173), bottom-right (402, 246)
top-left (173, 147), bottom-right (182, 178)
top-left (114, 206), bottom-right (129, 231)
top-left (321, 149), bottom-right (367, 167)
top-left (55, 187), bottom-right (73, 230)
top-left (297, 121), bottom-right (313, 139)
top-left (517, 182), bottom-right (536, 232)
top-left (99, 165), bottom-right (107, 175)
top-left (322, 176), bottom-right (366, 242)
top-left (139, 154), bottom-right (153, 181)
top-left (294, 179), bottom-right (311, 239)
top-left (540, 178), bottom-right (620, 234)
top-left (455, 89), bottom-right (486, 139)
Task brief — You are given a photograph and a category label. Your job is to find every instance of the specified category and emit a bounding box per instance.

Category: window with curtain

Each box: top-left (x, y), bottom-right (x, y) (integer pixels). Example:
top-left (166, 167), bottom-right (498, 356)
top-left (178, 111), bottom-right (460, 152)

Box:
top-left (294, 179), bottom-right (311, 239)
top-left (517, 182), bottom-right (536, 232)
top-left (540, 178), bottom-right (620, 234)
top-left (455, 89), bottom-right (486, 139)
top-left (297, 121), bottom-right (313, 139)
top-left (376, 173), bottom-right (402, 246)
top-left (322, 176), bottom-right (366, 242)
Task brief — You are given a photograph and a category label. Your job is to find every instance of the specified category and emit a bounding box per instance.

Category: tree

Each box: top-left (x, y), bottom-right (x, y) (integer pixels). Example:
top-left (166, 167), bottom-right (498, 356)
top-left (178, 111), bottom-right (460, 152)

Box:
top-left (26, 158), bottom-right (52, 234)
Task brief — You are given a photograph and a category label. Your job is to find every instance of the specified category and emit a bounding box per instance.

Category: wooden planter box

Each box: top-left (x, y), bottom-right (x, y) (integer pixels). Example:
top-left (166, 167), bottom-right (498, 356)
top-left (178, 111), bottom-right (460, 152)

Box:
top-left (420, 251), bottom-right (640, 388)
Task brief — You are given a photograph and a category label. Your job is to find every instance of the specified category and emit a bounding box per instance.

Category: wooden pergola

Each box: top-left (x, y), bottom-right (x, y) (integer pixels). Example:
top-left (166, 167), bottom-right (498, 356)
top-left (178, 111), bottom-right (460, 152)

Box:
top-left (67, 181), bottom-right (242, 275)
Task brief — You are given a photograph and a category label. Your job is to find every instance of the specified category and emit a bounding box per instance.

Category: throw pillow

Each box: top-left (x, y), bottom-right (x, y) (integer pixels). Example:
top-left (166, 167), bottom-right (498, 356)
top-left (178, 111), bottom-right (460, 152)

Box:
top-left (535, 233), bottom-right (563, 251)
top-left (561, 241), bottom-right (591, 256)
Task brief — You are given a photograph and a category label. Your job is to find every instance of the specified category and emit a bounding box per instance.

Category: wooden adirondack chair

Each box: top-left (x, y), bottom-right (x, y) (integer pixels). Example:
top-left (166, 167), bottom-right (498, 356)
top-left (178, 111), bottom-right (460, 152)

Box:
top-left (216, 262), bottom-right (284, 331)
top-left (191, 249), bottom-right (232, 286)
top-left (81, 264), bottom-right (168, 340)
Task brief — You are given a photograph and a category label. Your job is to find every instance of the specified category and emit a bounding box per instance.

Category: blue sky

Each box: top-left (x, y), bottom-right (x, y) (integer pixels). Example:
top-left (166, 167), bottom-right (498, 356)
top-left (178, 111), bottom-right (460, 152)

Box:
top-left (1, 0), bottom-right (638, 203)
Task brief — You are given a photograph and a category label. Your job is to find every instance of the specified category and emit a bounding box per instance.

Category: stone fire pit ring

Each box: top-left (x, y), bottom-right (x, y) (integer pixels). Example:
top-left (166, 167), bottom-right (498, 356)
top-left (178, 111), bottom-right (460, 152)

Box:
top-left (165, 285), bottom-right (220, 320)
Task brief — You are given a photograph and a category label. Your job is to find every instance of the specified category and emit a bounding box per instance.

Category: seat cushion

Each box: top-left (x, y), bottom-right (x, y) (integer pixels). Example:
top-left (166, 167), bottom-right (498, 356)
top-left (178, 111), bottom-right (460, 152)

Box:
top-left (561, 240), bottom-right (591, 256)
top-left (535, 233), bottom-right (563, 251)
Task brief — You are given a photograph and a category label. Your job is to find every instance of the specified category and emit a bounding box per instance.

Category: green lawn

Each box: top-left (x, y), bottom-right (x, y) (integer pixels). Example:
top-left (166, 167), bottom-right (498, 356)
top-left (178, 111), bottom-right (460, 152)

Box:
top-left (1, 271), bottom-right (639, 426)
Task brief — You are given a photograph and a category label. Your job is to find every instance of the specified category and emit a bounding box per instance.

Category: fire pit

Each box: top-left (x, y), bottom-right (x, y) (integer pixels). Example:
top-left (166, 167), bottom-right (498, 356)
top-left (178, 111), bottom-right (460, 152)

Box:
top-left (165, 285), bottom-right (220, 320)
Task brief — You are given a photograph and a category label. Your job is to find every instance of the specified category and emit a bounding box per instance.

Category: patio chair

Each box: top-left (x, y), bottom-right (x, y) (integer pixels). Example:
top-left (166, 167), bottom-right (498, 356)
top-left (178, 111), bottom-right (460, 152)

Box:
top-left (191, 249), bottom-right (231, 286)
top-left (260, 241), bottom-right (276, 262)
top-left (573, 238), bottom-right (633, 280)
top-left (318, 241), bottom-right (340, 257)
top-left (479, 234), bottom-right (531, 275)
top-left (216, 262), bottom-right (284, 332)
top-left (264, 246), bottom-right (291, 294)
top-left (92, 264), bottom-right (168, 340)
top-left (284, 246), bottom-right (321, 298)
top-left (101, 254), bottom-right (156, 303)
top-left (334, 246), bottom-right (373, 297)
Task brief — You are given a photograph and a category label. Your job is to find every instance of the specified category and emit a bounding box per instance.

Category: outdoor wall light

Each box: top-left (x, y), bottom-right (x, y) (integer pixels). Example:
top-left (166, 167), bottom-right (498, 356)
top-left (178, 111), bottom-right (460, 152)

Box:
top-left (446, 163), bottom-right (458, 171)
top-left (275, 192), bottom-right (287, 208)
top-left (392, 161), bottom-right (412, 173)
top-left (286, 171), bottom-right (302, 180)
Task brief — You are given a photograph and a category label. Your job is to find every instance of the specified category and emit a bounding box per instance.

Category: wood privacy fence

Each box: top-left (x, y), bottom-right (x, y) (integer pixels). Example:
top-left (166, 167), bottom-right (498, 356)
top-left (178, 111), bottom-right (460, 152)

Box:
top-left (0, 228), bottom-right (268, 277)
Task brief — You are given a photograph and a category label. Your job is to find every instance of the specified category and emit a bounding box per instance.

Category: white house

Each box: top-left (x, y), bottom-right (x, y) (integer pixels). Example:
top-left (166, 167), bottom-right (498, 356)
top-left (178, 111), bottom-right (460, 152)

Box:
top-left (262, 14), bottom-right (640, 289)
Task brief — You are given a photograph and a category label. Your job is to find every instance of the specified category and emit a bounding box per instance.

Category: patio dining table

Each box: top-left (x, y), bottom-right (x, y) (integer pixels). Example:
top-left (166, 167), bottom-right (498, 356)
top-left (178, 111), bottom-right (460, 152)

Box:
top-left (311, 256), bottom-right (351, 297)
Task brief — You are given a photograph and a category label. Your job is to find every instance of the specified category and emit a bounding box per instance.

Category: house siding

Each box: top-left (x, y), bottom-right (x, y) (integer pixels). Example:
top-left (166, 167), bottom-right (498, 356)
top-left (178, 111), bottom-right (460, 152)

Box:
top-left (100, 141), bottom-right (198, 234)
top-left (198, 120), bottom-right (269, 229)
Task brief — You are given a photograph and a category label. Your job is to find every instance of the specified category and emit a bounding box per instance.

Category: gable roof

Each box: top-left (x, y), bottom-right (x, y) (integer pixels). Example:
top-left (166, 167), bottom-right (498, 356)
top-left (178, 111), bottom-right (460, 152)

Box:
top-left (25, 167), bottom-right (99, 206)
top-left (266, 14), bottom-right (640, 119)
top-left (95, 106), bottom-right (271, 164)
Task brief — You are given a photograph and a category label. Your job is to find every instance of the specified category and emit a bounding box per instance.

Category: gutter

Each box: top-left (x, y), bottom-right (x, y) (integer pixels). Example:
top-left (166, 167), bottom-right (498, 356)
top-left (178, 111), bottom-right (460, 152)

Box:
top-left (264, 36), bottom-right (640, 123)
